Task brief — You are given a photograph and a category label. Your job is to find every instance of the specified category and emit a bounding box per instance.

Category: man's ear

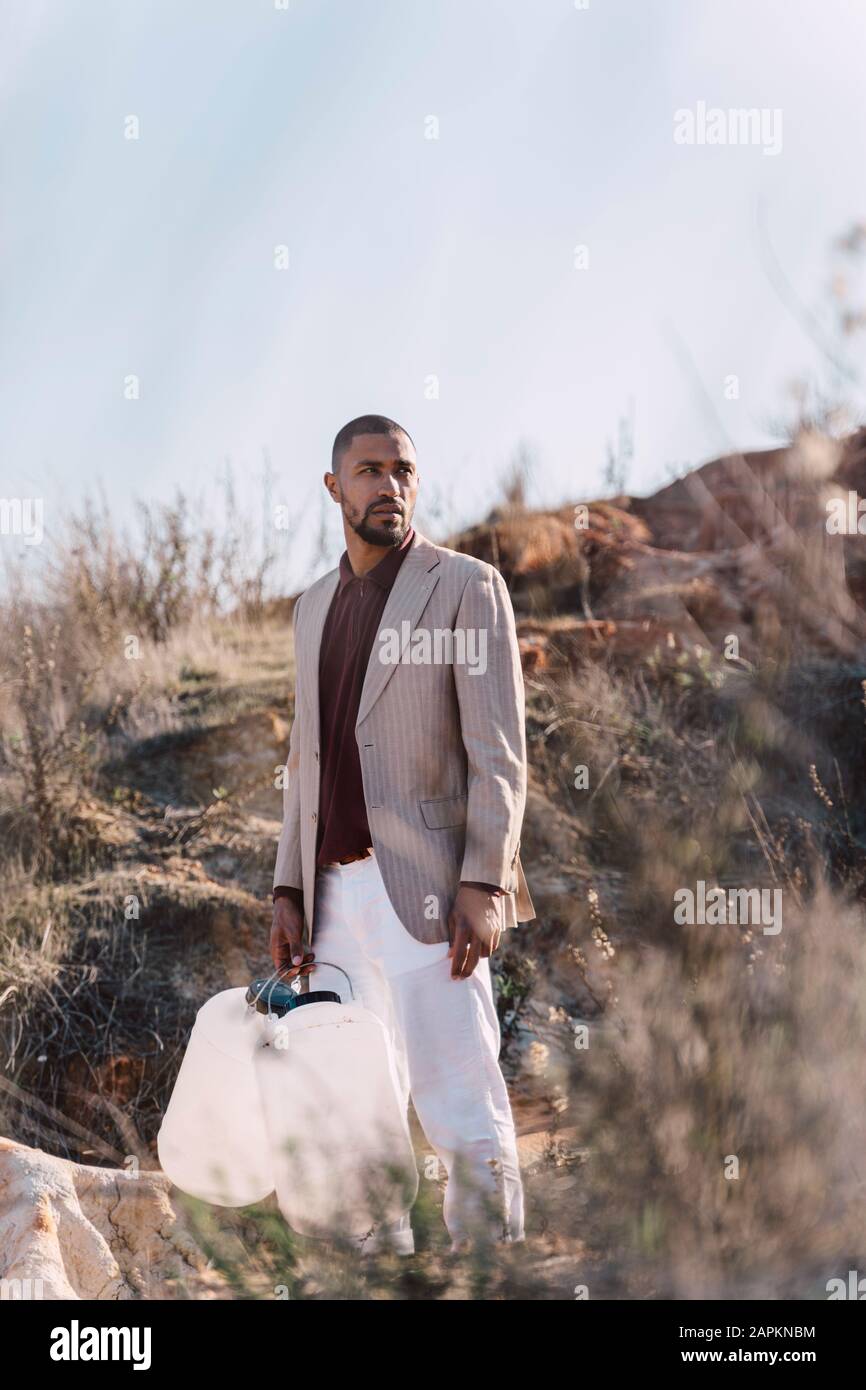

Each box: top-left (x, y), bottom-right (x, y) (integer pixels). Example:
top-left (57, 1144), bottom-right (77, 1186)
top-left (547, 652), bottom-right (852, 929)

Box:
top-left (323, 471), bottom-right (340, 504)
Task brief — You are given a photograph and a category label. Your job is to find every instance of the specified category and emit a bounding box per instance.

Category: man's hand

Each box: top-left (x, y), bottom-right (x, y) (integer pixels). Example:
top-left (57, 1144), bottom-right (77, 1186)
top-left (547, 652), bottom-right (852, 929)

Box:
top-left (447, 884), bottom-right (503, 980)
top-left (270, 897), bottom-right (315, 980)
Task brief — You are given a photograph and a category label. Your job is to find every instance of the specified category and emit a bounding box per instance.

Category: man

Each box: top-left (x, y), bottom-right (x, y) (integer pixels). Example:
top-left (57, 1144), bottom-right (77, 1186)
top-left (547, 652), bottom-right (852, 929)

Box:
top-left (270, 414), bottom-right (535, 1256)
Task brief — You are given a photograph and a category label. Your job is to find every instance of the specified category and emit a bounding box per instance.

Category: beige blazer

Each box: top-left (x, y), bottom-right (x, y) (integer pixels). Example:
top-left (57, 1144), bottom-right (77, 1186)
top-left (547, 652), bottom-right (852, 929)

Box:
top-left (273, 528), bottom-right (536, 946)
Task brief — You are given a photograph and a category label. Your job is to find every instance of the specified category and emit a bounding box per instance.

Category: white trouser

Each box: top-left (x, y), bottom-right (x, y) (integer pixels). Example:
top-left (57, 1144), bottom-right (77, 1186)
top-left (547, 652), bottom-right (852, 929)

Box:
top-left (307, 849), bottom-right (525, 1255)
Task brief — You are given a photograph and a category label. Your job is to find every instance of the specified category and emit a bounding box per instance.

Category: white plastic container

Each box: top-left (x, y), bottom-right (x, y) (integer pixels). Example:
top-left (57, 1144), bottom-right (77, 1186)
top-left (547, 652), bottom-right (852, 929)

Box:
top-left (157, 965), bottom-right (419, 1242)
top-left (157, 986), bottom-right (274, 1207)
top-left (254, 964), bottom-right (419, 1241)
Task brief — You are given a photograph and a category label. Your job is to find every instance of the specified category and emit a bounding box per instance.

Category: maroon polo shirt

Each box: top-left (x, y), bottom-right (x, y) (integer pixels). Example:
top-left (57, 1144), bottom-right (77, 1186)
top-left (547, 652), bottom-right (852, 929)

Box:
top-left (273, 526), bottom-right (505, 906)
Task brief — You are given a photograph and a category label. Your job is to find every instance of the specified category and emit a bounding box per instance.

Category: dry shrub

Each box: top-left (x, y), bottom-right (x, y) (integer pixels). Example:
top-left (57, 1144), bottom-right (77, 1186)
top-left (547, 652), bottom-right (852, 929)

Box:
top-left (0, 484), bottom-right (294, 878)
top-left (566, 878), bottom-right (866, 1298)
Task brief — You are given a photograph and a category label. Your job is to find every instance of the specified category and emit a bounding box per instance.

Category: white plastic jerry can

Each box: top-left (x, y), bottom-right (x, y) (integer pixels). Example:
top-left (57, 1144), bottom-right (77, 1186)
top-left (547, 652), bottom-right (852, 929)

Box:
top-left (157, 987), bottom-right (274, 1208)
top-left (250, 963), bottom-right (419, 1242)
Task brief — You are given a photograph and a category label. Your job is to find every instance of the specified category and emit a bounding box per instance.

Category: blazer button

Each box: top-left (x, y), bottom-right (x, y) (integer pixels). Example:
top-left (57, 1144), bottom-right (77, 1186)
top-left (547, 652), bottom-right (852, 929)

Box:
top-left (311, 812), bottom-right (317, 821)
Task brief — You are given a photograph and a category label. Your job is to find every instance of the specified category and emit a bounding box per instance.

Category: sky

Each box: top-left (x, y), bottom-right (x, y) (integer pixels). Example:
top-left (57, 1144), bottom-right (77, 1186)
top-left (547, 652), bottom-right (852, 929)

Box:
top-left (2, 0), bottom-right (865, 591)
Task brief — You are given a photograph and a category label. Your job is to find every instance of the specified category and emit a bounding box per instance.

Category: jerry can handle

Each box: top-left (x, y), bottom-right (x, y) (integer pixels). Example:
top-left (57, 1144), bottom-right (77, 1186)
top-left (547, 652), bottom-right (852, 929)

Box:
top-left (250, 961), bottom-right (355, 1006)
top-left (309, 960), bottom-right (355, 1001)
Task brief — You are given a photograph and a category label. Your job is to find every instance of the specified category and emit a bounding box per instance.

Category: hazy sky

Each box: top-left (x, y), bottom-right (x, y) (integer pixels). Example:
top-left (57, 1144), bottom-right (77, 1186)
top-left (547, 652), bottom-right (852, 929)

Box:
top-left (3, 0), bottom-right (865, 589)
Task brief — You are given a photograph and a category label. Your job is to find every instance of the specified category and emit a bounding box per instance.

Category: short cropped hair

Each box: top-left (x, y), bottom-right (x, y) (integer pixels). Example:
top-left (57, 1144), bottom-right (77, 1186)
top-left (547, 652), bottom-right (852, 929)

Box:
top-left (331, 415), bottom-right (415, 473)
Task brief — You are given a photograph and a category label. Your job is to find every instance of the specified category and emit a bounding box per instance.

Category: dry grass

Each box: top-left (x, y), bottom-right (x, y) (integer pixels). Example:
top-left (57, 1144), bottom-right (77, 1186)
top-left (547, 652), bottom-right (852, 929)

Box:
top-left (2, 444), bottom-right (866, 1299)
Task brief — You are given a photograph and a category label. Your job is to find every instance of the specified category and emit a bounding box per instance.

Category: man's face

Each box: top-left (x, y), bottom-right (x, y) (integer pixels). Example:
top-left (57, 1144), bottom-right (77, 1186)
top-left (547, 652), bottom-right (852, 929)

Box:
top-left (327, 431), bottom-right (419, 546)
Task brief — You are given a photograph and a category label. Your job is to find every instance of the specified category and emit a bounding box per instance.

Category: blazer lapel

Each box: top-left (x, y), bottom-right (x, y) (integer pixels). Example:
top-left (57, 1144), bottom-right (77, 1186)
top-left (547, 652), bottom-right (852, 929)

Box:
top-left (356, 530), bottom-right (441, 727)
top-left (298, 530), bottom-right (442, 740)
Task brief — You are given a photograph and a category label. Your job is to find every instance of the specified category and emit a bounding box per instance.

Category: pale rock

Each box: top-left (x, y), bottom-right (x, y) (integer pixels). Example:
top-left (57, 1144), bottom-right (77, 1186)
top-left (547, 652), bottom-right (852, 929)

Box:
top-left (0, 1137), bottom-right (217, 1301)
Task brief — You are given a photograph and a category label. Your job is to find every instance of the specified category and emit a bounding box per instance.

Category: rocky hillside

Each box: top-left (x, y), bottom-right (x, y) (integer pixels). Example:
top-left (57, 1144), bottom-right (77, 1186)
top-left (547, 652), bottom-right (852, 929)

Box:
top-left (2, 426), bottom-right (865, 1299)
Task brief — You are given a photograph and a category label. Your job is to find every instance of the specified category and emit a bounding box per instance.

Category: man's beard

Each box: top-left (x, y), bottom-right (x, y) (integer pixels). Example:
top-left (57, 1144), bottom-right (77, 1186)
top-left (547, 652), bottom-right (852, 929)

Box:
top-left (346, 503), bottom-right (410, 547)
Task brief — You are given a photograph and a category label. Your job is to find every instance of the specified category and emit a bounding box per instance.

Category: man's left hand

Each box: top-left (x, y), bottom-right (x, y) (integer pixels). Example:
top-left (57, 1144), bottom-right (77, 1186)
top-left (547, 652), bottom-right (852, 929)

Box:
top-left (447, 884), bottom-right (503, 980)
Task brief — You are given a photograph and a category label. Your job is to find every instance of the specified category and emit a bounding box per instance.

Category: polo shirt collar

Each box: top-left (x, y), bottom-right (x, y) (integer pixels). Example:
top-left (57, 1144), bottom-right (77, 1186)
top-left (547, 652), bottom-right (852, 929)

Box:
top-left (337, 525), bottom-right (416, 593)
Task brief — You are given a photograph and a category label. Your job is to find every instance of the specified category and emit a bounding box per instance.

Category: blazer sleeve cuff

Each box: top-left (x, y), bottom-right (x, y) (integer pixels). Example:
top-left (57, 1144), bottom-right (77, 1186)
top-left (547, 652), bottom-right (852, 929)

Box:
top-left (273, 885), bottom-right (304, 906)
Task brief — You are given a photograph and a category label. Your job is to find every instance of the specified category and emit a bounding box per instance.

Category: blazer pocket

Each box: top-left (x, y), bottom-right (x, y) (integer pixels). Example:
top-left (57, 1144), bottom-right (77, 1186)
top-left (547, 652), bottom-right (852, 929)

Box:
top-left (419, 793), bottom-right (468, 830)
